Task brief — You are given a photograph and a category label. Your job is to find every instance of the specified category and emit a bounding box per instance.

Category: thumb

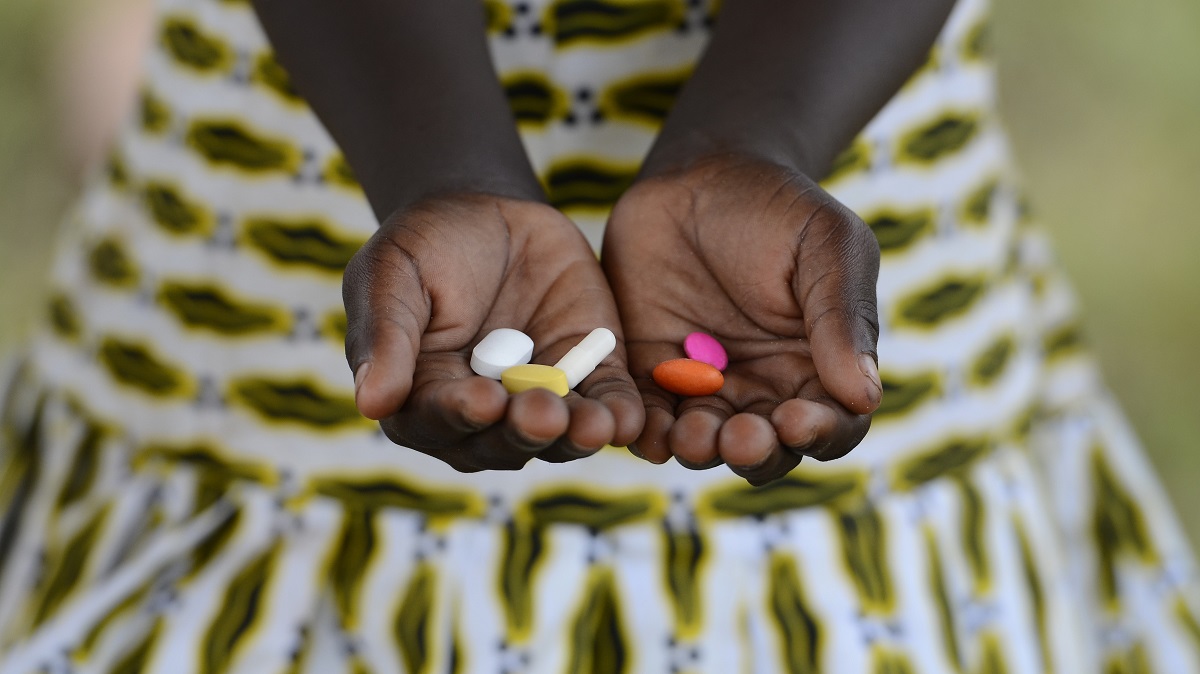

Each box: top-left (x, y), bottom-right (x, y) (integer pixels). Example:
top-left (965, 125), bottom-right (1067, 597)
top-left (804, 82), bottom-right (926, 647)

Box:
top-left (342, 235), bottom-right (431, 420)
top-left (793, 202), bottom-right (882, 415)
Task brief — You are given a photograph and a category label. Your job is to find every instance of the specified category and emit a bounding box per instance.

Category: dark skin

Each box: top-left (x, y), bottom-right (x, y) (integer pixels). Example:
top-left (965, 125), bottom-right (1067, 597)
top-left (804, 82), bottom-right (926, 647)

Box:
top-left (604, 160), bottom-right (884, 484)
top-left (343, 195), bottom-right (644, 470)
top-left (606, 0), bottom-right (957, 482)
top-left (253, 0), bottom-right (644, 470)
top-left (252, 0), bottom-right (956, 481)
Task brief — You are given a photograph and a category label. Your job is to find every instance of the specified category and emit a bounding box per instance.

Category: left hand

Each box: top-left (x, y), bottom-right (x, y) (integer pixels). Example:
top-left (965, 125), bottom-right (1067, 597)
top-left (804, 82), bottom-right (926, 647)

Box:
top-left (345, 193), bottom-right (644, 472)
top-left (602, 154), bottom-right (882, 485)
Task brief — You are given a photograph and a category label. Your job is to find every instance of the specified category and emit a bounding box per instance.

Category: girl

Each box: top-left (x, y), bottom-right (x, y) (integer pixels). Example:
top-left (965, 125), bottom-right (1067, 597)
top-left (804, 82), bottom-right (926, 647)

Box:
top-left (1, 0), bottom-right (1197, 672)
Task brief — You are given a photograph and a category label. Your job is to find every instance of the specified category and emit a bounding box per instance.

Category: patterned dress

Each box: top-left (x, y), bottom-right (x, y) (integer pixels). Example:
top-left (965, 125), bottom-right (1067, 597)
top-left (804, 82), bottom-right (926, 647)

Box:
top-left (1, 0), bottom-right (1197, 672)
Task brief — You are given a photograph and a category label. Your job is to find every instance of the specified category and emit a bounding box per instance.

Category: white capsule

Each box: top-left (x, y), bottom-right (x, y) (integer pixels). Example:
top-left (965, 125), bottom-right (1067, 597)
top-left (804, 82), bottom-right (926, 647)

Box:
top-left (554, 327), bottom-right (617, 389)
top-left (470, 328), bottom-right (534, 379)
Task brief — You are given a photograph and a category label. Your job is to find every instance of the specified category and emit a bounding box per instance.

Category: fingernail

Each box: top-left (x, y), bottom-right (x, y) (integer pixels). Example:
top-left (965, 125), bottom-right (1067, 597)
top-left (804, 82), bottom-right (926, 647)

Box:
top-left (354, 362), bottom-right (372, 398)
top-left (858, 354), bottom-right (882, 405)
top-left (627, 443), bottom-right (646, 460)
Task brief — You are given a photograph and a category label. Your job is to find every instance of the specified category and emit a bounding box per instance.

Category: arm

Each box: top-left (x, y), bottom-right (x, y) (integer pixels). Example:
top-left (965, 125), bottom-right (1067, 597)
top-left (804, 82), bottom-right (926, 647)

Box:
top-left (645, 0), bottom-right (958, 178)
top-left (604, 0), bottom-right (956, 482)
top-left (251, 1), bottom-right (644, 468)
top-left (251, 0), bottom-right (542, 218)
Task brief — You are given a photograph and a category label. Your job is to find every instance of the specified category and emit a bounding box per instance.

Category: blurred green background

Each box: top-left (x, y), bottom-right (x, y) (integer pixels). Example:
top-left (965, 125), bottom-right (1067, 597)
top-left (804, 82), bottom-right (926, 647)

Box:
top-left (0, 0), bottom-right (1196, 539)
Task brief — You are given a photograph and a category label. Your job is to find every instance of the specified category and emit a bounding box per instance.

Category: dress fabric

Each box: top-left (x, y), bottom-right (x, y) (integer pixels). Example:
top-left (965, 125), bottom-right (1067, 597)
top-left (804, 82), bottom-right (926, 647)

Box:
top-left (0, 0), bottom-right (1198, 672)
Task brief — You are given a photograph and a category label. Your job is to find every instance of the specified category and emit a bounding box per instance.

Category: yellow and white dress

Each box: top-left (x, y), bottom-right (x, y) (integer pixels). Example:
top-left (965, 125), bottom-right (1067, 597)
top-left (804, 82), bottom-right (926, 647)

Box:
top-left (1, 0), bottom-right (1198, 672)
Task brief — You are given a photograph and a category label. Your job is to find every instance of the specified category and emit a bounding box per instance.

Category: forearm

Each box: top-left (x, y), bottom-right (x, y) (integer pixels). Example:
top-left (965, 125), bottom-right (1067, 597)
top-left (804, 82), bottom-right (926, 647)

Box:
top-left (251, 0), bottom-right (542, 220)
top-left (644, 0), bottom-right (957, 179)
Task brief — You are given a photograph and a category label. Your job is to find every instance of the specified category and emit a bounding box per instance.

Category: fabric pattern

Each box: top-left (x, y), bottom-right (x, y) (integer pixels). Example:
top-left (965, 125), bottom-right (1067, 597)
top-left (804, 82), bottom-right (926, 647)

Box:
top-left (1, 0), bottom-right (1198, 671)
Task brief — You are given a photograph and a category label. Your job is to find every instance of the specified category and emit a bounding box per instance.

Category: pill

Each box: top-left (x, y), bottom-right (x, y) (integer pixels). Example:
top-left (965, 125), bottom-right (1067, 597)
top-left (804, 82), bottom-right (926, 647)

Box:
top-left (501, 364), bottom-right (570, 397)
top-left (471, 328), bottom-right (534, 379)
top-left (683, 332), bottom-right (728, 371)
top-left (553, 327), bottom-right (617, 389)
top-left (652, 359), bottom-right (724, 396)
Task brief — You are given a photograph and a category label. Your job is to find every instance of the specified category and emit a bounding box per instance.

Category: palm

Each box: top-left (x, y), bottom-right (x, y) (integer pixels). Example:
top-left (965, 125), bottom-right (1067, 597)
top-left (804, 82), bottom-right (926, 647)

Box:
top-left (382, 201), bottom-right (608, 380)
top-left (603, 156), bottom-right (881, 482)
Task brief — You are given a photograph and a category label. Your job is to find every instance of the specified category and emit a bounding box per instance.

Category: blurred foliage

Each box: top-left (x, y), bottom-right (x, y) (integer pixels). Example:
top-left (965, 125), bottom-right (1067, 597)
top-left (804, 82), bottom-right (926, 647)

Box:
top-left (0, 0), bottom-right (70, 348)
top-left (0, 0), bottom-right (1195, 534)
top-left (996, 0), bottom-right (1200, 531)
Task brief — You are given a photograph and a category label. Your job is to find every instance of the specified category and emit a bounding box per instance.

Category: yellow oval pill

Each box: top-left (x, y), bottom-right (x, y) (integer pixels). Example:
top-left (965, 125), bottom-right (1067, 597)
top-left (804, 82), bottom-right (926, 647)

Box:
top-left (501, 364), bottom-right (570, 397)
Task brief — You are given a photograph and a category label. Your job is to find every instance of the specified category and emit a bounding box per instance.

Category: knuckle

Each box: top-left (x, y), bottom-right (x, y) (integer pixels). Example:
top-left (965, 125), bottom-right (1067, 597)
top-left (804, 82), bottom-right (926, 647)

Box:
top-left (854, 298), bottom-right (882, 345)
top-left (847, 214), bottom-right (880, 251)
top-left (342, 316), bottom-right (374, 365)
top-left (342, 236), bottom-right (375, 281)
top-left (815, 202), bottom-right (880, 269)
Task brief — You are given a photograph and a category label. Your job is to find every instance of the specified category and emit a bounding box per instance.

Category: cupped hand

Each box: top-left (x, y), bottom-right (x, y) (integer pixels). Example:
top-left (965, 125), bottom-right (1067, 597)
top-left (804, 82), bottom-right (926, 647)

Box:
top-left (344, 193), bottom-right (644, 472)
top-left (602, 155), bottom-right (882, 485)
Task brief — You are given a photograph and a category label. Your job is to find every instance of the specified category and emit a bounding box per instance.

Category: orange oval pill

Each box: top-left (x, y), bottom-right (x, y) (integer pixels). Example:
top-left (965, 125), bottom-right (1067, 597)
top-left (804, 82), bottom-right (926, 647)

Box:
top-left (652, 358), bottom-right (724, 396)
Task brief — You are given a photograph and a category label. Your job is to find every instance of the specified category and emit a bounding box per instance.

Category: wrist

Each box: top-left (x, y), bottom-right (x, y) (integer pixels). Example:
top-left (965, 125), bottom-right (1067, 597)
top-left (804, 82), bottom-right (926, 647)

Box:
top-left (361, 153), bottom-right (546, 220)
top-left (254, 0), bottom-right (547, 223)
top-left (640, 69), bottom-right (839, 181)
top-left (639, 0), bottom-right (954, 185)
top-left (351, 124), bottom-right (547, 221)
top-left (640, 109), bottom-right (820, 182)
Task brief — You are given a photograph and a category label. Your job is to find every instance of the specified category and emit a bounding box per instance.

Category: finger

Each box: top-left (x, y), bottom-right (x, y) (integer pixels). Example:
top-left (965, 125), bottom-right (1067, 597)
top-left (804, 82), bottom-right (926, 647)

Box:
top-left (770, 397), bottom-right (871, 462)
top-left (793, 202), bottom-right (882, 416)
top-left (623, 339), bottom-right (684, 381)
top-left (631, 407), bottom-right (674, 464)
top-left (770, 397), bottom-right (837, 450)
top-left (501, 387), bottom-right (572, 449)
top-left (669, 398), bottom-right (733, 469)
top-left (718, 413), bottom-right (802, 485)
top-left (575, 361), bottom-right (645, 449)
top-left (343, 235), bottom-right (431, 420)
top-left (536, 396), bottom-right (614, 463)
top-left (379, 376), bottom-right (509, 451)
top-left (619, 337), bottom-right (683, 462)
top-left (437, 388), bottom-right (572, 471)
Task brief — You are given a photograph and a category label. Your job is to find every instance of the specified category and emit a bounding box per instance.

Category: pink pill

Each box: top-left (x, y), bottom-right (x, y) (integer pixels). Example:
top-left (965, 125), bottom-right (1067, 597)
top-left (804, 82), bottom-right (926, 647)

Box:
top-left (683, 332), bottom-right (728, 371)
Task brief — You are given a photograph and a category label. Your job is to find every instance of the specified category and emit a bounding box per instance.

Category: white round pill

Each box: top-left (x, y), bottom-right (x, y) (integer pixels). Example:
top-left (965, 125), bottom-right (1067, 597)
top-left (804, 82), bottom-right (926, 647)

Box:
top-left (471, 328), bottom-right (534, 380)
top-left (554, 327), bottom-right (616, 389)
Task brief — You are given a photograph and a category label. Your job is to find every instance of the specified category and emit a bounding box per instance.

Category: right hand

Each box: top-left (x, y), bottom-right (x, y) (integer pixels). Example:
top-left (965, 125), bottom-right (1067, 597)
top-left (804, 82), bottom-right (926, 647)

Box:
top-left (344, 193), bottom-right (644, 471)
top-left (602, 155), bottom-right (882, 485)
